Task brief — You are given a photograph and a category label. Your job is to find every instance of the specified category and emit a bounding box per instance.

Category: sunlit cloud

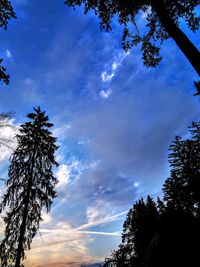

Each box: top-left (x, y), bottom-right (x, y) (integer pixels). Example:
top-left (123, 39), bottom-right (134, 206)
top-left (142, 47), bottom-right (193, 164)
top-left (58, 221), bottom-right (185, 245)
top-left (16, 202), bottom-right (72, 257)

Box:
top-left (25, 209), bottom-right (125, 266)
top-left (53, 124), bottom-right (72, 141)
top-left (0, 120), bottom-right (18, 163)
top-left (56, 164), bottom-right (71, 189)
top-left (24, 220), bottom-right (100, 267)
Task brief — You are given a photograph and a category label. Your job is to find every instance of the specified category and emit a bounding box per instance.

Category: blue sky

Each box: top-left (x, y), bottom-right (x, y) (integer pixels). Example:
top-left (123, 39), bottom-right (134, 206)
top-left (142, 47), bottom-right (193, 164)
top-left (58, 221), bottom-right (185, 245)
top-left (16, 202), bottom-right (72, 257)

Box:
top-left (0, 0), bottom-right (200, 266)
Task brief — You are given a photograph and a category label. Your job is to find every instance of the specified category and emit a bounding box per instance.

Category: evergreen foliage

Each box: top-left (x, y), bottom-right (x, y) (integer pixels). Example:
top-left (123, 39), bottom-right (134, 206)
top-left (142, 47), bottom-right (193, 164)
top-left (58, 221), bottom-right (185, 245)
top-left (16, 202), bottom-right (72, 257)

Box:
top-left (0, 107), bottom-right (59, 267)
top-left (163, 122), bottom-right (200, 215)
top-left (103, 121), bottom-right (200, 267)
top-left (65, 0), bottom-right (200, 75)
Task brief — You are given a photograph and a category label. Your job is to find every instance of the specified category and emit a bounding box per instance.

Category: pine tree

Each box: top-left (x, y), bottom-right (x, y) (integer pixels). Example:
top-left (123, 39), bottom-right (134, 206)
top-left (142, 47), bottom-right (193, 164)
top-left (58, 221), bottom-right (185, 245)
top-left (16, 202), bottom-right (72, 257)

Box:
top-left (0, 107), bottom-right (59, 267)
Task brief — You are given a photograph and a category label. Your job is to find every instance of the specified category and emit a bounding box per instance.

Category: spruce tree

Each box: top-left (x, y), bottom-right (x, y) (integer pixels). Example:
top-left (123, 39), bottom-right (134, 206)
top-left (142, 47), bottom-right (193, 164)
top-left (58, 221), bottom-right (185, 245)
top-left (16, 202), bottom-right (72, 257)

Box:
top-left (0, 107), bottom-right (59, 267)
top-left (163, 123), bottom-right (200, 215)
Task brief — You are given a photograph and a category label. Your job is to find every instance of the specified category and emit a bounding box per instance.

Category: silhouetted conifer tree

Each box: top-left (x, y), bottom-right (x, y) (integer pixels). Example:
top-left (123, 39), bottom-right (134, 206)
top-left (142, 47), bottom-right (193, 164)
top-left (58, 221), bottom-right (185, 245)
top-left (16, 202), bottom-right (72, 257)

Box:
top-left (0, 107), bottom-right (59, 267)
top-left (104, 121), bottom-right (200, 267)
top-left (105, 196), bottom-right (158, 267)
top-left (163, 122), bottom-right (200, 215)
top-left (65, 0), bottom-right (200, 75)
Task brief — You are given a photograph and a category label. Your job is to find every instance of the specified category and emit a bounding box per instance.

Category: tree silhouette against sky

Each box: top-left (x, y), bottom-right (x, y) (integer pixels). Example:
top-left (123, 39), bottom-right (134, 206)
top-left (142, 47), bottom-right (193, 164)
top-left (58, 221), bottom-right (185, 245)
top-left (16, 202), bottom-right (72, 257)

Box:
top-left (103, 121), bottom-right (200, 267)
top-left (65, 0), bottom-right (200, 76)
top-left (0, 107), bottom-right (59, 267)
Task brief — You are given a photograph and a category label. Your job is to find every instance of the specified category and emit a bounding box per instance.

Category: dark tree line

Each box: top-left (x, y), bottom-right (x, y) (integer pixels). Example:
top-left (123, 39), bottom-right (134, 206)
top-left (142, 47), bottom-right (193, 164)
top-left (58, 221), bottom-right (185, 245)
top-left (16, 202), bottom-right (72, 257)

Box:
top-left (65, 0), bottom-right (200, 76)
top-left (0, 107), bottom-right (59, 267)
top-left (103, 121), bottom-right (200, 267)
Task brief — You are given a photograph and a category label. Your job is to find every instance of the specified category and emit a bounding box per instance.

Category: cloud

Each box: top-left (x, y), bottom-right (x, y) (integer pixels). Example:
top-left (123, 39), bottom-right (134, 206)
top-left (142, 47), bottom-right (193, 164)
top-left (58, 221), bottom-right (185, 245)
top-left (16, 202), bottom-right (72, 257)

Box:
top-left (101, 72), bottom-right (114, 82)
top-left (101, 51), bottom-right (130, 84)
top-left (53, 124), bottom-right (72, 141)
top-left (24, 200), bottom-right (125, 266)
top-left (61, 63), bottom-right (199, 206)
top-left (24, 219), bottom-right (102, 267)
top-left (99, 88), bottom-right (112, 99)
top-left (76, 209), bottom-right (128, 231)
top-left (56, 164), bottom-right (71, 189)
top-left (77, 230), bottom-right (120, 236)
top-left (5, 49), bottom-right (12, 59)
top-left (0, 119), bottom-right (18, 163)
top-left (99, 51), bottom-right (130, 99)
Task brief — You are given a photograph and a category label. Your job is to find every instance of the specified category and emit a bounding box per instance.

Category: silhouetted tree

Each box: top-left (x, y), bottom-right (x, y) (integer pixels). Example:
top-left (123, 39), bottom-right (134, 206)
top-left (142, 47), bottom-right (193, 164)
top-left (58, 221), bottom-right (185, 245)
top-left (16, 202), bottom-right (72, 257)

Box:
top-left (163, 122), bottom-right (200, 215)
top-left (0, 107), bottom-right (59, 267)
top-left (104, 121), bottom-right (200, 267)
top-left (147, 122), bottom-right (200, 267)
top-left (105, 196), bottom-right (159, 267)
top-left (65, 0), bottom-right (200, 75)
top-left (0, 0), bottom-right (16, 84)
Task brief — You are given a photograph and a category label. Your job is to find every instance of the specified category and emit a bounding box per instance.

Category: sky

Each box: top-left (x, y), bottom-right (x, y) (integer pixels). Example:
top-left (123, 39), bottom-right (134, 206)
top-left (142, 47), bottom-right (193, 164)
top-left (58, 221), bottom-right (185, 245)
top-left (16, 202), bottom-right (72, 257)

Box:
top-left (0, 0), bottom-right (199, 266)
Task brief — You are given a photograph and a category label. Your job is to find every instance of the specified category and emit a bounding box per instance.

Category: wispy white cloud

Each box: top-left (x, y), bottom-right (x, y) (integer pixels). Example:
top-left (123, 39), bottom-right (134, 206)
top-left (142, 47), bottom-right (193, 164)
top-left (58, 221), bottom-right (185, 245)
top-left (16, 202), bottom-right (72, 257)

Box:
top-left (5, 49), bottom-right (12, 59)
top-left (56, 164), bottom-right (71, 189)
top-left (0, 119), bottom-right (18, 163)
top-left (99, 88), bottom-right (112, 99)
top-left (53, 124), bottom-right (72, 141)
top-left (101, 51), bottom-right (130, 83)
top-left (40, 228), bottom-right (120, 237)
top-left (78, 230), bottom-right (120, 236)
top-left (99, 50), bottom-right (130, 99)
top-left (55, 156), bottom-right (99, 193)
top-left (77, 210), bottom-right (128, 231)
top-left (101, 72), bottom-right (114, 82)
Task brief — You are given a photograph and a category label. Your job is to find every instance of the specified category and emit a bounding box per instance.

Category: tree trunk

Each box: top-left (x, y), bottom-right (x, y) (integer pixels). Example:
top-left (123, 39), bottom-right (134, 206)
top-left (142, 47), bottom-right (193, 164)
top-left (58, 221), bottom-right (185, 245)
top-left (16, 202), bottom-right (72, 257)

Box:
top-left (15, 186), bottom-right (31, 267)
top-left (15, 150), bottom-right (36, 267)
top-left (151, 0), bottom-right (200, 76)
